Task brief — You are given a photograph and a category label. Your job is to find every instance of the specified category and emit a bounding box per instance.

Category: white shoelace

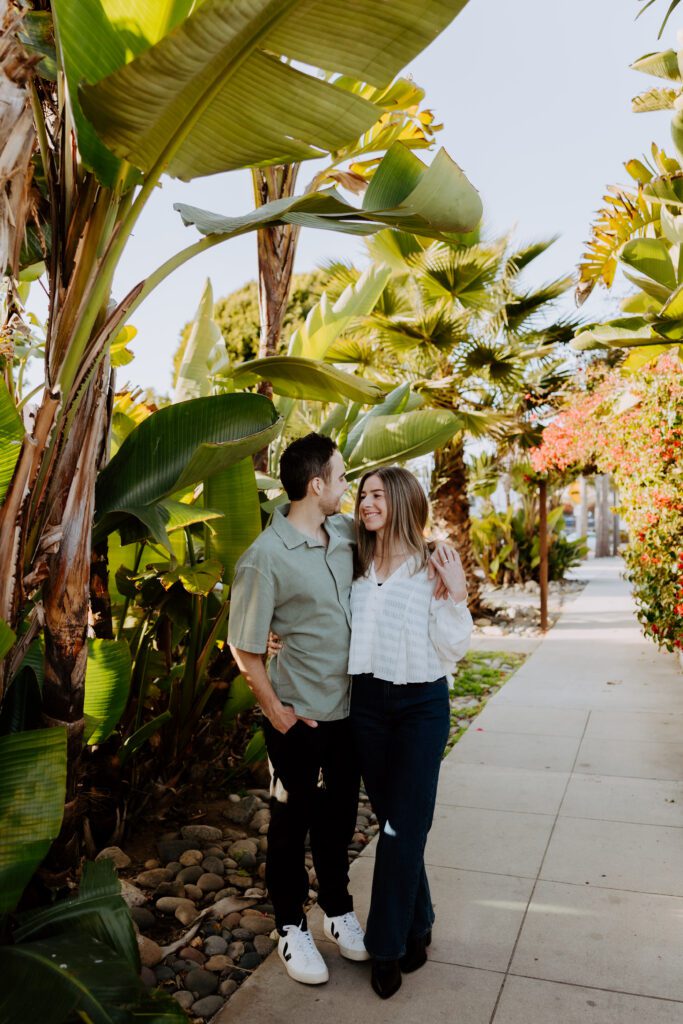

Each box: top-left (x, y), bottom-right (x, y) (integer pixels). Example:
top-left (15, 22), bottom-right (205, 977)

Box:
top-left (285, 926), bottom-right (321, 965)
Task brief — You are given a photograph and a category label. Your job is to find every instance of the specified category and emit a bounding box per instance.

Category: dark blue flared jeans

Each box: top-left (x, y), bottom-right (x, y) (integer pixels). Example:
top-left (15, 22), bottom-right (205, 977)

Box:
top-left (350, 673), bottom-right (450, 961)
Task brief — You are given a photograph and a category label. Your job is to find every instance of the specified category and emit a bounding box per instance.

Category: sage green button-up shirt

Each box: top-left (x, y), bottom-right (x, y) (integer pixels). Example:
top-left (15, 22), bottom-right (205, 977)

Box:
top-left (227, 506), bottom-right (355, 722)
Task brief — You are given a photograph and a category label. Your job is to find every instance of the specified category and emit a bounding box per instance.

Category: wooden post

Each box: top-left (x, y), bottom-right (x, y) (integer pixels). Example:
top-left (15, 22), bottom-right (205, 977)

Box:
top-left (539, 478), bottom-right (549, 632)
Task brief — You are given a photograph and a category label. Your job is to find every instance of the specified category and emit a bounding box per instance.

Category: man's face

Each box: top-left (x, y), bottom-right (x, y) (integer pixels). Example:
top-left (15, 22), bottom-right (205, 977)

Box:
top-left (317, 450), bottom-right (348, 516)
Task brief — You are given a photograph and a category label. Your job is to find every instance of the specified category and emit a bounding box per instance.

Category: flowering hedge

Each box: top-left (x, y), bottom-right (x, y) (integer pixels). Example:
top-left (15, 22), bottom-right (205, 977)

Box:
top-left (531, 358), bottom-right (683, 651)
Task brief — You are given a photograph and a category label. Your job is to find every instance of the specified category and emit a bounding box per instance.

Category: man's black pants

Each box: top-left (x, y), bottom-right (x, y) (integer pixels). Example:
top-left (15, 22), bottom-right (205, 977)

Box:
top-left (262, 715), bottom-right (359, 932)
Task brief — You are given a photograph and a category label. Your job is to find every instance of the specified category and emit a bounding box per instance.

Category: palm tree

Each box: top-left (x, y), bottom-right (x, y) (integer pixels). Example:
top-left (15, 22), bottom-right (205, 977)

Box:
top-left (324, 232), bottom-right (578, 610)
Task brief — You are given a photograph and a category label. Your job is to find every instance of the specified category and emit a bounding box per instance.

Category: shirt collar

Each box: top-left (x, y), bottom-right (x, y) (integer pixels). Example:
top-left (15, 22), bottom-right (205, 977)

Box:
top-left (272, 503), bottom-right (336, 550)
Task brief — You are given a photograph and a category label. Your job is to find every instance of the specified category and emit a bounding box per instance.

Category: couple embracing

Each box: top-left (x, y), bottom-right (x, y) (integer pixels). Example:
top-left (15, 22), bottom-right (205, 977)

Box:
top-left (228, 433), bottom-right (472, 1000)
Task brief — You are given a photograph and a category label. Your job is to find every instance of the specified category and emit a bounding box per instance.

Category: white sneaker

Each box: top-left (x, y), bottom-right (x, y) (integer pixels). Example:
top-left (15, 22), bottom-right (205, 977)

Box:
top-left (323, 911), bottom-right (370, 961)
top-left (278, 922), bottom-right (329, 984)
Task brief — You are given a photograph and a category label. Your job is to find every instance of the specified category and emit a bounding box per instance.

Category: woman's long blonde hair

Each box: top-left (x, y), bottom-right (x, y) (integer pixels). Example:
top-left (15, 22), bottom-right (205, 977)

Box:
top-left (354, 466), bottom-right (431, 579)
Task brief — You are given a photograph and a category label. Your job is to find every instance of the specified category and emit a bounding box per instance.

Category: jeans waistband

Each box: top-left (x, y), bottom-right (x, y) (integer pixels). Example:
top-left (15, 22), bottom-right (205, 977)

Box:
top-left (352, 673), bottom-right (446, 688)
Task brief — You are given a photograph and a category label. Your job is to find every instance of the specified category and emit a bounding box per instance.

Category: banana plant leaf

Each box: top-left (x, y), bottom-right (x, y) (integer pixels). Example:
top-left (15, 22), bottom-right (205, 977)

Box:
top-left (0, 728), bottom-right (67, 914)
top-left (160, 559), bottom-right (224, 596)
top-left (345, 408), bottom-right (463, 479)
top-left (119, 711), bottom-right (172, 766)
top-left (79, 0), bottom-right (470, 183)
top-left (1, 934), bottom-right (186, 1024)
top-left (173, 279), bottom-right (222, 402)
top-left (206, 458), bottom-right (261, 585)
top-left (619, 237), bottom-right (677, 290)
top-left (52, 0), bottom-right (195, 186)
top-left (0, 378), bottom-right (25, 505)
top-left (83, 639), bottom-right (132, 745)
top-left (175, 142), bottom-right (482, 242)
top-left (342, 383), bottom-right (412, 458)
top-left (571, 321), bottom-right (659, 351)
top-left (14, 860), bottom-right (138, 965)
top-left (94, 393), bottom-right (282, 545)
top-left (242, 728), bottom-right (267, 766)
top-left (230, 356), bottom-right (386, 404)
top-left (0, 616), bottom-right (16, 659)
top-left (288, 264), bottom-right (392, 360)
top-left (222, 674), bottom-right (257, 725)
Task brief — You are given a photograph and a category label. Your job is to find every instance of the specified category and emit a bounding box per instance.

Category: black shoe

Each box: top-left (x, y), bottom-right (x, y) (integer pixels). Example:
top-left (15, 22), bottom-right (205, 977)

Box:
top-left (371, 959), bottom-right (402, 999)
top-left (399, 930), bottom-right (431, 973)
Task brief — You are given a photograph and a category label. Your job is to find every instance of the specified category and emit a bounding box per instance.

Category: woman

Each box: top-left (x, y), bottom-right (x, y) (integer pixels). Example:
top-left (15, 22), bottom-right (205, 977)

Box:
top-left (348, 466), bottom-right (472, 999)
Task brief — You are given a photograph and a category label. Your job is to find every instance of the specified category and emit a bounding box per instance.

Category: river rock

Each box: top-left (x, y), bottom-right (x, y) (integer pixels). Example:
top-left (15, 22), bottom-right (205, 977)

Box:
top-left (95, 846), bottom-right (131, 869)
top-left (219, 979), bottom-right (238, 997)
top-left (176, 902), bottom-right (200, 926)
top-left (249, 809), bottom-right (270, 830)
top-left (140, 966), bottom-right (156, 988)
top-left (172, 991), bottom-right (194, 1011)
top-left (231, 928), bottom-right (254, 941)
top-left (136, 868), bottom-right (173, 889)
top-left (179, 849), bottom-right (204, 867)
top-left (201, 856), bottom-right (225, 876)
top-left (198, 872), bottom-right (224, 893)
top-left (177, 865), bottom-right (203, 885)
top-left (184, 883), bottom-right (203, 901)
top-left (180, 946), bottom-right (205, 965)
top-left (157, 838), bottom-right (196, 862)
top-left (137, 935), bottom-right (163, 967)
top-left (181, 824), bottom-right (223, 844)
top-left (253, 935), bottom-right (276, 956)
top-left (156, 896), bottom-right (196, 916)
top-left (226, 873), bottom-right (252, 890)
top-left (192, 995), bottom-right (225, 1018)
top-left (244, 887), bottom-right (265, 898)
top-left (227, 941), bottom-right (245, 960)
top-left (130, 906), bottom-right (156, 932)
top-left (154, 880), bottom-right (185, 899)
top-left (204, 935), bottom-right (228, 956)
top-left (205, 954), bottom-right (234, 972)
top-left (224, 796), bottom-right (259, 825)
top-left (185, 968), bottom-right (218, 997)
top-left (240, 952), bottom-right (262, 970)
top-left (240, 913), bottom-right (275, 936)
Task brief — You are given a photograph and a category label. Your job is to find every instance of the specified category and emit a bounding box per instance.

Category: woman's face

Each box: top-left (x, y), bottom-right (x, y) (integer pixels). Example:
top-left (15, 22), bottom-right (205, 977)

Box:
top-left (359, 474), bottom-right (389, 533)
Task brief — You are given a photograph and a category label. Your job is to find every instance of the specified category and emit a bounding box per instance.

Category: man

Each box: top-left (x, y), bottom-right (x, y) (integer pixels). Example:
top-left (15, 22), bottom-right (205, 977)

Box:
top-left (228, 433), bottom-right (453, 986)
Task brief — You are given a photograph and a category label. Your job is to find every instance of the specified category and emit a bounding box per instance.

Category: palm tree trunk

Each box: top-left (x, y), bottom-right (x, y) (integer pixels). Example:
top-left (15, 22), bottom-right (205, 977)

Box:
top-left (41, 357), bottom-right (111, 873)
top-left (431, 435), bottom-right (483, 615)
top-left (252, 165), bottom-right (301, 471)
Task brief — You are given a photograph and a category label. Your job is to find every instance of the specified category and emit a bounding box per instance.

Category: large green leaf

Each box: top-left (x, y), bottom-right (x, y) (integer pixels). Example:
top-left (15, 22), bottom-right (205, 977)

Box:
top-left (0, 616), bottom-right (16, 659)
top-left (0, 378), bottom-right (25, 505)
top-left (345, 408), bottom-right (462, 478)
top-left (619, 237), bottom-right (677, 290)
top-left (288, 264), bottom-right (391, 360)
top-left (159, 559), bottom-right (224, 595)
top-left (79, 0), bottom-right (470, 181)
top-left (83, 639), bottom-right (132, 745)
top-left (175, 143), bottom-right (482, 244)
top-left (53, 0), bottom-right (195, 186)
top-left (1, 933), bottom-right (186, 1024)
top-left (222, 674), bottom-right (257, 724)
top-left (14, 860), bottom-right (138, 968)
top-left (206, 458), bottom-right (261, 585)
top-left (342, 382), bottom-right (412, 457)
top-left (231, 356), bottom-right (386, 404)
top-left (571, 323), bottom-right (662, 350)
top-left (173, 278), bottom-right (222, 401)
top-left (94, 393), bottom-right (282, 543)
top-left (0, 729), bottom-right (67, 914)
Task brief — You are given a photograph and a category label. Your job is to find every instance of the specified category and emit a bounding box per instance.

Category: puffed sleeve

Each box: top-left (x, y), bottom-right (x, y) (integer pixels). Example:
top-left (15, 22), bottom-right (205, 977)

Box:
top-left (428, 595), bottom-right (473, 670)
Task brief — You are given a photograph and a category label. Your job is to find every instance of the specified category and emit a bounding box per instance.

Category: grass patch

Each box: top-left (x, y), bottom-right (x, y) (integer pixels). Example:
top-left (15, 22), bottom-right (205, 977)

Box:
top-left (444, 650), bottom-right (526, 756)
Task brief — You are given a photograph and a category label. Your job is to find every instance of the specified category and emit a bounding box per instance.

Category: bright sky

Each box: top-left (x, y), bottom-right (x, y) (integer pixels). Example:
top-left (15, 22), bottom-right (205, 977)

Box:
top-left (60, 0), bottom-right (679, 391)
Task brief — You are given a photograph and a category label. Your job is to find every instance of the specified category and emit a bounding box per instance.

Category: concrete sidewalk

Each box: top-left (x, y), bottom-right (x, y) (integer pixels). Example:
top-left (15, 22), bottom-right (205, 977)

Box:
top-left (216, 559), bottom-right (683, 1024)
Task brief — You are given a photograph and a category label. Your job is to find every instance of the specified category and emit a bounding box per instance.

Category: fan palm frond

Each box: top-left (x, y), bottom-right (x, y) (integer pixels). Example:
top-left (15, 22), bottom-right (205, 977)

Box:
top-left (504, 237), bottom-right (558, 280)
top-left (370, 306), bottom-right (473, 354)
top-left (576, 185), bottom-right (659, 304)
top-left (414, 241), bottom-right (505, 310)
top-left (503, 276), bottom-right (573, 331)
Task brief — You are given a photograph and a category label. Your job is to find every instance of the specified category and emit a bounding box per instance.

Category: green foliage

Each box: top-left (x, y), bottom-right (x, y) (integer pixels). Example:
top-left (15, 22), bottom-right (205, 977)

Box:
top-left (1, 860), bottom-right (185, 1024)
top-left (471, 501), bottom-right (588, 585)
top-left (444, 651), bottom-right (526, 755)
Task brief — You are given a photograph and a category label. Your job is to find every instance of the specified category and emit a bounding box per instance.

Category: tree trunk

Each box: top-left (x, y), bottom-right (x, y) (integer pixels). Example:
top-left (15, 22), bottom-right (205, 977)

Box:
top-left (252, 164), bottom-right (301, 471)
top-left (41, 357), bottom-right (111, 873)
top-left (431, 436), bottom-right (483, 615)
top-left (594, 473), bottom-right (611, 558)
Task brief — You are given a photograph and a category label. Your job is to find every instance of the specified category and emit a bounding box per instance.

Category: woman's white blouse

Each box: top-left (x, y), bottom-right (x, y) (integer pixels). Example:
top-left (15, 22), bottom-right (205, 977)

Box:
top-left (348, 557), bottom-right (473, 684)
